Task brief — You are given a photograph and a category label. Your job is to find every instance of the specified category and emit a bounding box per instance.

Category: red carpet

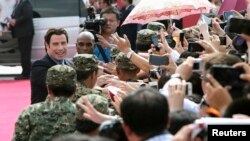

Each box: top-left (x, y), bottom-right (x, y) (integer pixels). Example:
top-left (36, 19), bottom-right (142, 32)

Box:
top-left (0, 80), bottom-right (30, 141)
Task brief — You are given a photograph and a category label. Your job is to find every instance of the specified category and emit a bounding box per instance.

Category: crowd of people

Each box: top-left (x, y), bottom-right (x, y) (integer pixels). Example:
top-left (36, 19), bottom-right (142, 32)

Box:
top-left (10, 0), bottom-right (250, 141)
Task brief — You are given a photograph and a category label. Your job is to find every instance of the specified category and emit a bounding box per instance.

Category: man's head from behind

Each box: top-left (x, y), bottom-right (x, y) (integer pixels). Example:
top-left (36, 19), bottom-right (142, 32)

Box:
top-left (44, 28), bottom-right (69, 61)
top-left (120, 87), bottom-right (169, 140)
top-left (76, 31), bottom-right (95, 54)
top-left (100, 7), bottom-right (120, 35)
top-left (76, 94), bottom-right (109, 135)
top-left (115, 52), bottom-right (139, 81)
top-left (73, 54), bottom-right (99, 87)
top-left (136, 29), bottom-right (156, 52)
top-left (46, 65), bottom-right (76, 97)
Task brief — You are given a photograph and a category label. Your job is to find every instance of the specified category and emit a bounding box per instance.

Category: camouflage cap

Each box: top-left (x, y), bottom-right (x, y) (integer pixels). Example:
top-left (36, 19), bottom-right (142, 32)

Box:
top-left (146, 22), bottom-right (166, 32)
top-left (136, 29), bottom-right (156, 45)
top-left (46, 65), bottom-right (76, 88)
top-left (76, 94), bottom-right (109, 120)
top-left (115, 52), bottom-right (138, 70)
top-left (110, 47), bottom-right (120, 58)
top-left (73, 54), bottom-right (98, 72)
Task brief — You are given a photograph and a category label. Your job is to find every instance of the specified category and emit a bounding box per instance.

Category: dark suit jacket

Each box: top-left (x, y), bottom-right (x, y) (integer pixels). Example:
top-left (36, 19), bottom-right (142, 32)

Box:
top-left (31, 54), bottom-right (73, 104)
top-left (11, 0), bottom-right (34, 38)
top-left (119, 5), bottom-right (138, 51)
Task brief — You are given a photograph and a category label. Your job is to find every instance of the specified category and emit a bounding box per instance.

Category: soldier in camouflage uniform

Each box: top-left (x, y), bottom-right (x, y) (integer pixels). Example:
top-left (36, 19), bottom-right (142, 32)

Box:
top-left (75, 94), bottom-right (109, 136)
top-left (72, 54), bottom-right (104, 102)
top-left (136, 29), bottom-right (156, 52)
top-left (12, 65), bottom-right (77, 141)
top-left (115, 52), bottom-right (140, 82)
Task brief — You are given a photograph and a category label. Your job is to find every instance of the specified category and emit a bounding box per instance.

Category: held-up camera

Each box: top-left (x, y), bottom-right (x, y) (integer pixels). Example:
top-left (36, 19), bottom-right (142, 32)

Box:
top-left (192, 58), bottom-right (202, 72)
top-left (82, 7), bottom-right (106, 41)
top-left (149, 67), bottom-right (163, 80)
top-left (152, 34), bottom-right (160, 51)
top-left (149, 55), bottom-right (169, 66)
top-left (188, 42), bottom-right (205, 52)
top-left (228, 18), bottom-right (250, 36)
top-left (209, 65), bottom-right (245, 88)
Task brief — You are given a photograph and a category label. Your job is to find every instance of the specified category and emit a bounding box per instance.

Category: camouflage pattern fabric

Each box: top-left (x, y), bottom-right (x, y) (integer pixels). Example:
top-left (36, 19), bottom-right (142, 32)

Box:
top-left (72, 82), bottom-right (105, 103)
top-left (110, 47), bottom-right (120, 58)
top-left (115, 52), bottom-right (138, 71)
top-left (76, 94), bottom-right (109, 120)
top-left (12, 97), bottom-right (76, 141)
top-left (73, 54), bottom-right (98, 72)
top-left (46, 65), bottom-right (76, 88)
top-left (146, 21), bottom-right (166, 32)
top-left (136, 29), bottom-right (156, 45)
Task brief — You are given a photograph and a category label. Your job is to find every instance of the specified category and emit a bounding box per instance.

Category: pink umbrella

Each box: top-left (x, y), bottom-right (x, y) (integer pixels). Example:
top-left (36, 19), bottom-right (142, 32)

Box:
top-left (218, 0), bottom-right (248, 15)
top-left (122, 0), bottom-right (213, 25)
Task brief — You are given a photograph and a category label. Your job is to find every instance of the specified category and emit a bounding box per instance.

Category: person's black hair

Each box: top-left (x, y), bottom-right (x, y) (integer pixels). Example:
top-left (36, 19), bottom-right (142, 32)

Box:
top-left (100, 7), bottom-right (120, 20)
top-left (223, 98), bottom-right (250, 117)
top-left (135, 43), bottom-right (151, 52)
top-left (169, 110), bottom-right (200, 135)
top-left (76, 70), bottom-right (98, 81)
top-left (75, 119), bottom-right (100, 134)
top-left (128, 0), bottom-right (133, 4)
top-left (48, 85), bottom-right (75, 97)
top-left (157, 71), bottom-right (171, 89)
top-left (180, 51), bottom-right (200, 58)
top-left (103, 0), bottom-right (112, 5)
top-left (120, 87), bottom-right (169, 137)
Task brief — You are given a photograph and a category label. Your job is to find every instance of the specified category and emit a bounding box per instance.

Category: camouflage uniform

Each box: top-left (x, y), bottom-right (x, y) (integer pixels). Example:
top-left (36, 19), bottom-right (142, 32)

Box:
top-left (74, 94), bottom-right (109, 135)
top-left (136, 29), bottom-right (156, 45)
top-left (72, 54), bottom-right (104, 103)
top-left (12, 65), bottom-right (77, 141)
top-left (76, 94), bottom-right (109, 120)
top-left (115, 52), bottom-right (138, 71)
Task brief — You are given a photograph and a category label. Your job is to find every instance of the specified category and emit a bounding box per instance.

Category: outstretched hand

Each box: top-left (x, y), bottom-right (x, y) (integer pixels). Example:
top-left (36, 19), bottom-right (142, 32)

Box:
top-left (111, 33), bottom-right (131, 54)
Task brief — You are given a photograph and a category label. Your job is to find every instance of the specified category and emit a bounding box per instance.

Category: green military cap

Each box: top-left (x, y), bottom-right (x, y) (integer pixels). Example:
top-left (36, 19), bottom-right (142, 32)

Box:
top-left (115, 52), bottom-right (138, 70)
top-left (110, 47), bottom-right (120, 58)
top-left (136, 29), bottom-right (156, 45)
top-left (73, 54), bottom-right (98, 72)
top-left (76, 94), bottom-right (109, 120)
top-left (146, 21), bottom-right (166, 32)
top-left (46, 65), bottom-right (76, 88)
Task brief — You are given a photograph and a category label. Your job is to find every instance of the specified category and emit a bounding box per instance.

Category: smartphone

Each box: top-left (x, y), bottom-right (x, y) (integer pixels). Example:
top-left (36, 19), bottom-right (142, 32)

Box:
top-left (228, 18), bottom-right (250, 35)
top-left (202, 14), bottom-right (212, 27)
top-left (186, 82), bottom-right (193, 96)
top-left (219, 36), bottom-right (227, 45)
top-left (149, 55), bottom-right (169, 66)
top-left (188, 42), bottom-right (204, 52)
top-left (223, 11), bottom-right (235, 21)
top-left (209, 65), bottom-right (245, 87)
top-left (152, 34), bottom-right (160, 51)
top-left (192, 58), bottom-right (202, 72)
top-left (180, 32), bottom-right (184, 46)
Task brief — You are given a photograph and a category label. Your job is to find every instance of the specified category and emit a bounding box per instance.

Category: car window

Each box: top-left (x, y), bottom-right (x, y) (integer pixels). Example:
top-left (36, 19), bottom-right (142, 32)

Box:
top-left (30, 0), bottom-right (87, 18)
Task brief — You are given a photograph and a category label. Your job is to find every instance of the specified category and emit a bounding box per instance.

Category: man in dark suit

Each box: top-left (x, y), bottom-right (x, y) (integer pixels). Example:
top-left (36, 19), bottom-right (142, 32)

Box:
top-left (7, 0), bottom-right (34, 79)
top-left (119, 0), bottom-right (138, 51)
top-left (31, 28), bottom-right (73, 104)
